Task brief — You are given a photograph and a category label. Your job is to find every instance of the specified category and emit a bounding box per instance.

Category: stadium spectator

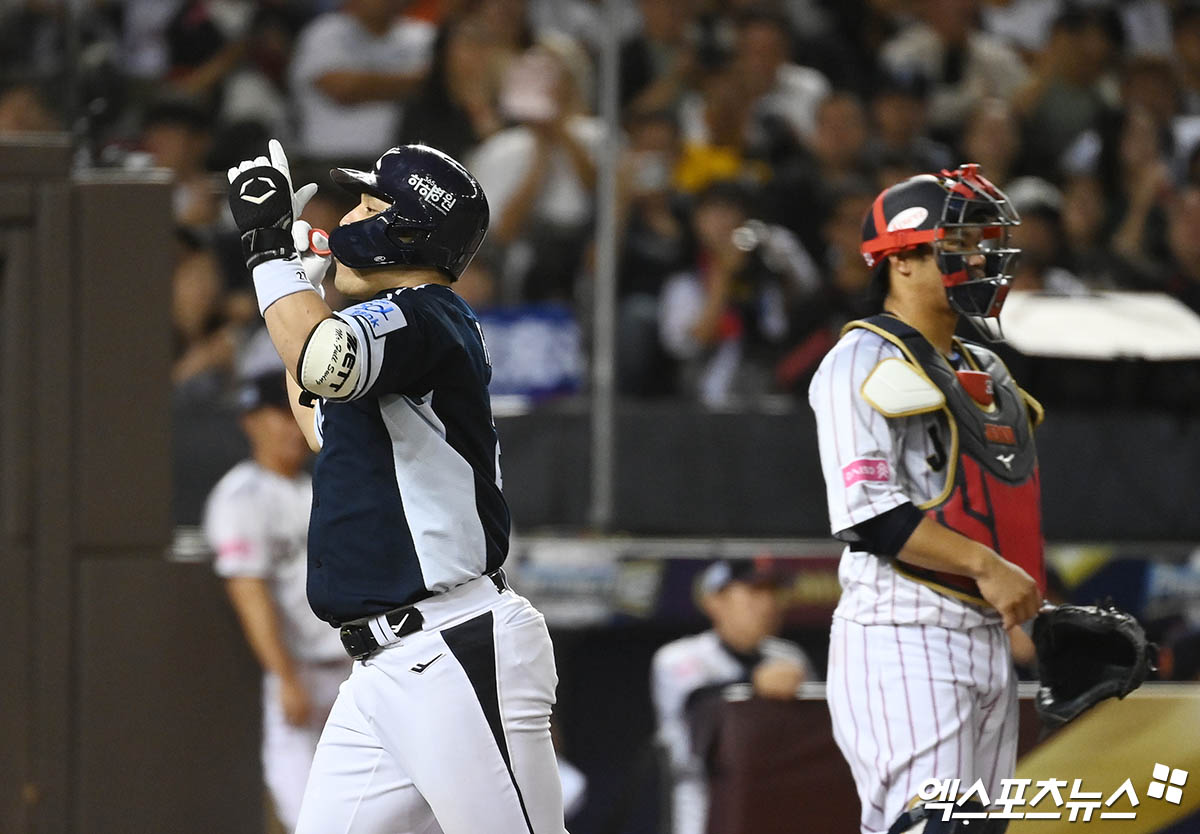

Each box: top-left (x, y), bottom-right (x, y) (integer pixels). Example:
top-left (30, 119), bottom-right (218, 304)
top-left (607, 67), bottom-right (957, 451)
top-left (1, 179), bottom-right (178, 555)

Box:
top-left (658, 181), bottom-right (820, 406)
top-left (528, 0), bottom-right (641, 53)
top-left (1123, 54), bottom-right (1179, 135)
top-left (1013, 6), bottom-right (1123, 178)
top-left (674, 61), bottom-right (765, 193)
top-left (217, 6), bottom-right (302, 141)
top-left (470, 0), bottom-right (535, 55)
top-left (728, 6), bottom-right (830, 148)
top-left (1061, 173), bottom-right (1122, 288)
top-left (880, 0), bottom-right (1029, 138)
top-left (400, 16), bottom-right (505, 163)
top-left (140, 98), bottom-right (220, 227)
top-left (172, 230), bottom-right (238, 399)
top-left (774, 181), bottom-right (879, 394)
top-left (615, 109), bottom-right (693, 395)
top-left (619, 0), bottom-right (698, 116)
top-left (864, 69), bottom-right (954, 175)
top-left (162, 0), bottom-right (250, 106)
top-left (470, 34), bottom-right (602, 302)
top-left (616, 110), bottom-right (692, 300)
top-left (289, 0), bottom-right (433, 163)
top-left (1103, 105), bottom-right (1176, 279)
top-left (765, 91), bottom-right (872, 259)
top-left (1004, 176), bottom-right (1090, 294)
top-left (959, 97), bottom-right (1023, 188)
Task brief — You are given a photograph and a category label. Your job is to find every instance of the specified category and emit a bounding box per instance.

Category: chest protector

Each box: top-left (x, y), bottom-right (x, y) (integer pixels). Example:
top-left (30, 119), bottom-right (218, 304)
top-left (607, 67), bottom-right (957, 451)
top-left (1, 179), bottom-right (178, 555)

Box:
top-left (845, 315), bottom-right (1046, 604)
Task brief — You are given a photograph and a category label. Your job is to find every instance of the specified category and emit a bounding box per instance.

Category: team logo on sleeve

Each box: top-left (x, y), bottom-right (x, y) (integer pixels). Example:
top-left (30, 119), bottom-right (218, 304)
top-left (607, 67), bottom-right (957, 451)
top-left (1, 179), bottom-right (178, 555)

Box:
top-left (343, 299), bottom-right (407, 338)
top-left (842, 459), bottom-right (891, 487)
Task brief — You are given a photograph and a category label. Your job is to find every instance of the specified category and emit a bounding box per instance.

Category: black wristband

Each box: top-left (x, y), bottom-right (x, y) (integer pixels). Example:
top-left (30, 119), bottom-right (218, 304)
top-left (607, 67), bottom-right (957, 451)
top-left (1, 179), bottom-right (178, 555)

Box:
top-left (241, 227), bottom-right (294, 269)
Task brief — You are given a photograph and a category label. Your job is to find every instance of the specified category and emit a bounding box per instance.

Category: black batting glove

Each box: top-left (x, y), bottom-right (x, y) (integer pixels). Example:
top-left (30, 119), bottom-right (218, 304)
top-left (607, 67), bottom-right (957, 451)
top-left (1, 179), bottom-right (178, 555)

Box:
top-left (226, 140), bottom-right (318, 270)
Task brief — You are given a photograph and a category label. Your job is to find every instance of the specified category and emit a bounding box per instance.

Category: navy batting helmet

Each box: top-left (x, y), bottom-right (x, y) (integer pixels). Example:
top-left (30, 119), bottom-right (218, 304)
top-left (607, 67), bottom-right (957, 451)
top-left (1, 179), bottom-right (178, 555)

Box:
top-left (327, 144), bottom-right (489, 279)
top-left (861, 164), bottom-right (1020, 322)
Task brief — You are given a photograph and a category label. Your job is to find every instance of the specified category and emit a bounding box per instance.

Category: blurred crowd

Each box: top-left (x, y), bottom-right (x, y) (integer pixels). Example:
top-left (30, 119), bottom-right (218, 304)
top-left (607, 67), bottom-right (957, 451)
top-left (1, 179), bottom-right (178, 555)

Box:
top-left (6, 0), bottom-right (1200, 406)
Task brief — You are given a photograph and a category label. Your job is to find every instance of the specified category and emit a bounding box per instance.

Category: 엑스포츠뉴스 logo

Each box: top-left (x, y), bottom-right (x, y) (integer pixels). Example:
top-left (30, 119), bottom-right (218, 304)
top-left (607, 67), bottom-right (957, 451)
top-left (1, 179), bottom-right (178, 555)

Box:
top-left (912, 762), bottom-right (1190, 824)
top-left (1148, 763), bottom-right (1188, 804)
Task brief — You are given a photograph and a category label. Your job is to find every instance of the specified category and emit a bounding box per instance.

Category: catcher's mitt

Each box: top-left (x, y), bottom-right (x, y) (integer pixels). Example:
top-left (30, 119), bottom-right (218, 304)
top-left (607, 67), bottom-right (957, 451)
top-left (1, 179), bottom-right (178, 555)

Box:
top-left (1032, 603), bottom-right (1157, 728)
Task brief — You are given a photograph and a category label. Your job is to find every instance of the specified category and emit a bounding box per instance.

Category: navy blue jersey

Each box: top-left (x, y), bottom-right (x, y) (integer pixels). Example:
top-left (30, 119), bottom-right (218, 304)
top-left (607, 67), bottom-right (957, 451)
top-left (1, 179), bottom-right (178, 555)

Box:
top-left (307, 284), bottom-right (509, 625)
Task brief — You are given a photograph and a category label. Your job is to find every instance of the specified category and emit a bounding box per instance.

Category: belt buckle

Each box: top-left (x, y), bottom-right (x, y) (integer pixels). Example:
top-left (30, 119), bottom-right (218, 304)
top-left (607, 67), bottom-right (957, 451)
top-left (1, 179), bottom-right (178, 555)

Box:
top-left (339, 624), bottom-right (376, 662)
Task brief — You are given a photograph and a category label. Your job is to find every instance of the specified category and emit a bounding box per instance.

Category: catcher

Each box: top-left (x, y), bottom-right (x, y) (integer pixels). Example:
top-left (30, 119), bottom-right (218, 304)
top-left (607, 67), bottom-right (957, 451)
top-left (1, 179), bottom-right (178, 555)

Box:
top-left (811, 165), bottom-right (1152, 834)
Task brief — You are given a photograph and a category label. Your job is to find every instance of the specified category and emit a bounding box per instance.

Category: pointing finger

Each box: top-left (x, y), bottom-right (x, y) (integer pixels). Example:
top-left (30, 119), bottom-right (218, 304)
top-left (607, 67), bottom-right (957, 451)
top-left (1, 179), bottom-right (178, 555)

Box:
top-left (268, 139), bottom-right (289, 178)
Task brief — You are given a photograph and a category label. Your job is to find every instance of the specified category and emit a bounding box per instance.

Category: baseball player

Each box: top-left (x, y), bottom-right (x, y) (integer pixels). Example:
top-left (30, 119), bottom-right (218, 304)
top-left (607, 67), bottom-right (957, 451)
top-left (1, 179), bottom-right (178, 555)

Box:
top-left (203, 371), bottom-right (352, 832)
top-left (808, 165), bottom-right (1044, 834)
top-left (225, 140), bottom-right (567, 834)
top-left (652, 559), bottom-right (812, 834)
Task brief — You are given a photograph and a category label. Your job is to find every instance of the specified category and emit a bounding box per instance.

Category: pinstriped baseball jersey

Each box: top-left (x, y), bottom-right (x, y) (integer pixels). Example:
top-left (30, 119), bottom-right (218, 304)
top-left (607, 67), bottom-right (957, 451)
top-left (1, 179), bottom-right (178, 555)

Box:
top-left (808, 326), bottom-right (1001, 629)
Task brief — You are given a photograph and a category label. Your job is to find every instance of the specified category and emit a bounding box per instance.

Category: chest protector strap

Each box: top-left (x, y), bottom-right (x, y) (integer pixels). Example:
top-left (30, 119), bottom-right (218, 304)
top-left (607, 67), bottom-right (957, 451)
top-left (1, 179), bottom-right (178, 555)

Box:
top-left (844, 314), bottom-right (1046, 604)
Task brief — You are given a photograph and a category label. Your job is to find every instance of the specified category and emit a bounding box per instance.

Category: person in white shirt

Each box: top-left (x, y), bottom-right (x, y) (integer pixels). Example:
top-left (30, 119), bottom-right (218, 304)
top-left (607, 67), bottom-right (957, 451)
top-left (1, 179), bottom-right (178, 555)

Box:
top-left (469, 33), bottom-right (603, 301)
top-left (651, 559), bottom-right (812, 834)
top-left (290, 0), bottom-right (434, 161)
top-left (204, 371), bottom-right (351, 832)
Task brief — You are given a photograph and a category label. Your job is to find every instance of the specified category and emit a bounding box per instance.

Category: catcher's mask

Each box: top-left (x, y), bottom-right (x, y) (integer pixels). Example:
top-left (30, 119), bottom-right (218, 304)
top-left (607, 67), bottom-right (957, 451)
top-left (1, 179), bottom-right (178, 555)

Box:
top-left (861, 164), bottom-right (1021, 341)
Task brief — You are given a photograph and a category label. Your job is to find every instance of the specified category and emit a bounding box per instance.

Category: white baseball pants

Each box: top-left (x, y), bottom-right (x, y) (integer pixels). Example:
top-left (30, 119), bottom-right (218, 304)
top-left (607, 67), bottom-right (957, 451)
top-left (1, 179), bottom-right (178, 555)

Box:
top-left (293, 575), bottom-right (568, 834)
top-left (827, 618), bottom-right (1018, 834)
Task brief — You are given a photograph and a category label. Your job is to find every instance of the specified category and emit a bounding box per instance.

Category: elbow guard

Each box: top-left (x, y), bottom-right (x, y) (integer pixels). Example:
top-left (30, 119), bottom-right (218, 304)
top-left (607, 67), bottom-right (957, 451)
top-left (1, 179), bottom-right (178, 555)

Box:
top-left (297, 317), bottom-right (361, 399)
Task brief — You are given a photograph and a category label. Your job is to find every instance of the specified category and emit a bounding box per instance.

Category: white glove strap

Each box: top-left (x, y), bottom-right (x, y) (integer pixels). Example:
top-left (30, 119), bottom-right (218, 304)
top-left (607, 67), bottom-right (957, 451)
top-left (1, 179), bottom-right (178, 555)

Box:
top-left (252, 255), bottom-right (319, 316)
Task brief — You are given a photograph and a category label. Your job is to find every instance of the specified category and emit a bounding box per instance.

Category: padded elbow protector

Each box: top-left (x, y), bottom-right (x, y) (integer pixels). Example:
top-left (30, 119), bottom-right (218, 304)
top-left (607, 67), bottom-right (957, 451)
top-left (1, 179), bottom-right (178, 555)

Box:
top-left (298, 317), bottom-right (361, 399)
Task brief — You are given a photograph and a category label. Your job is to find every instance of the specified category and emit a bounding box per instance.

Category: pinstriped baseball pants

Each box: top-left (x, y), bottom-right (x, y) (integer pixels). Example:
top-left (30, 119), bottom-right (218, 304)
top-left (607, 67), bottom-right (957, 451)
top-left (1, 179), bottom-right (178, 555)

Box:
top-left (828, 617), bottom-right (1019, 834)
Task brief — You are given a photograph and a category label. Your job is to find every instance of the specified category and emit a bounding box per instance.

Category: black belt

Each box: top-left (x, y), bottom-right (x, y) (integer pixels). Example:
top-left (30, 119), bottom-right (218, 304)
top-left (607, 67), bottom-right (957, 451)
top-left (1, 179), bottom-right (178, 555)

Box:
top-left (339, 570), bottom-right (510, 661)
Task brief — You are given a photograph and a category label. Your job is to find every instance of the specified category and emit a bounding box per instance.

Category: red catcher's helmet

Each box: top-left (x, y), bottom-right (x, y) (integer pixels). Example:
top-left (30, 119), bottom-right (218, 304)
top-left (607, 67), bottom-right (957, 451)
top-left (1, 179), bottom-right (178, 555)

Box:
top-left (861, 164), bottom-right (1021, 325)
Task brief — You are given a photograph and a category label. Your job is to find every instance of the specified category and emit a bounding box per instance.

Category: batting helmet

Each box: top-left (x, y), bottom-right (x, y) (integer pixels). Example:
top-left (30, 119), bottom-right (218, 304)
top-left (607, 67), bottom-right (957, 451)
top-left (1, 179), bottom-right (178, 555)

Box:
top-left (327, 144), bottom-right (489, 279)
top-left (861, 164), bottom-right (1020, 321)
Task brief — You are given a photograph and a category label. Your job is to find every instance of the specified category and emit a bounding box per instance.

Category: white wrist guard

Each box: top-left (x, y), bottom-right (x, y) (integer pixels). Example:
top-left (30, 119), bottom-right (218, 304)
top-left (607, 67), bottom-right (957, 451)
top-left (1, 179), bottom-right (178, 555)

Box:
top-left (252, 255), bottom-right (319, 315)
top-left (298, 317), bottom-right (361, 399)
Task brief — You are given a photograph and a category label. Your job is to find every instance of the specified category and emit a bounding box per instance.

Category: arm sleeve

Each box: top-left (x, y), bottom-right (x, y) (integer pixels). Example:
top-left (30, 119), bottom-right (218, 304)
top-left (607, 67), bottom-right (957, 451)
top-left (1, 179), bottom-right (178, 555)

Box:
top-left (203, 488), bottom-right (272, 578)
top-left (808, 333), bottom-right (911, 536)
top-left (842, 501), bottom-right (924, 557)
top-left (332, 294), bottom-right (434, 399)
